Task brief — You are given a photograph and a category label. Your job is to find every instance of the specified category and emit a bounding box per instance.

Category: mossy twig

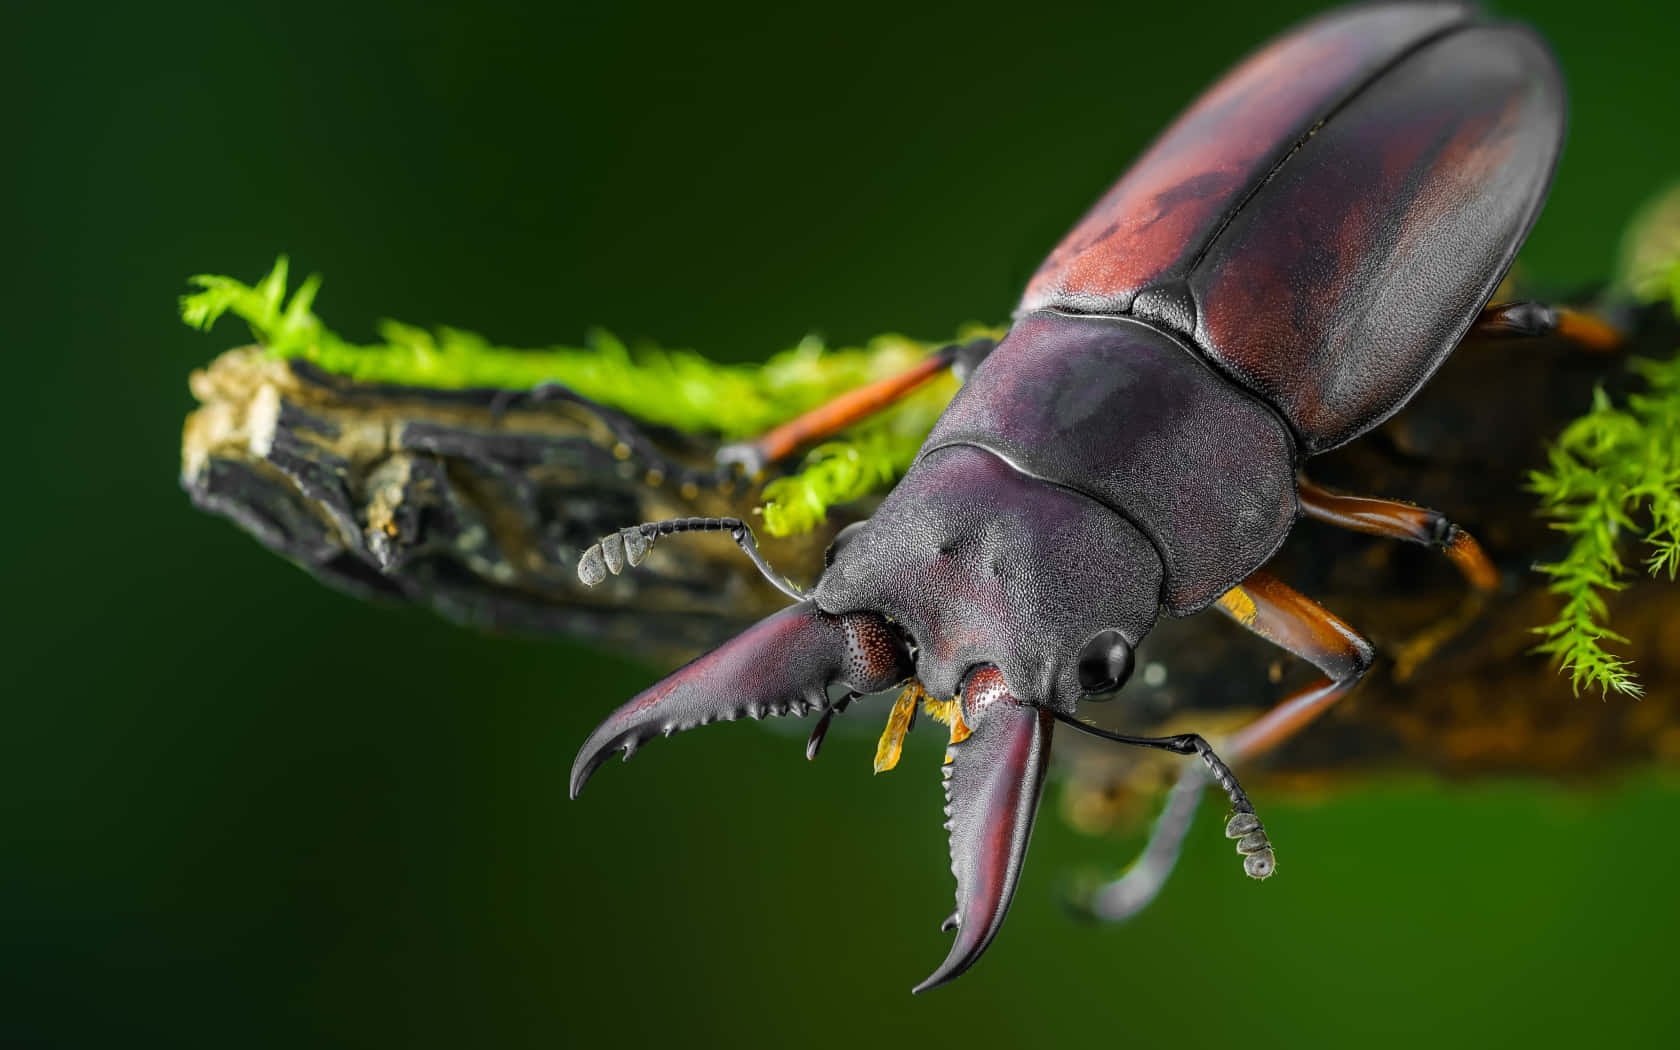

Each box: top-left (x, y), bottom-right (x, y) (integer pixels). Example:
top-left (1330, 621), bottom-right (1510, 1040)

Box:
top-left (181, 258), bottom-right (994, 535)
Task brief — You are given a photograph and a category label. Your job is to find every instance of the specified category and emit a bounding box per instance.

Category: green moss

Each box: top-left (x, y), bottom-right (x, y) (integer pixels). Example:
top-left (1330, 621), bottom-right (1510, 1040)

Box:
top-left (182, 258), bottom-right (992, 535)
top-left (759, 382), bottom-right (957, 537)
top-left (1528, 185), bottom-right (1680, 697)
top-left (1615, 182), bottom-right (1680, 307)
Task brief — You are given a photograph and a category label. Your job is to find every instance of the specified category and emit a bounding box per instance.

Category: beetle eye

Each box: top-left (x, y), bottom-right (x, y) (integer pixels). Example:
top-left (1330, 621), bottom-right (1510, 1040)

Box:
top-left (1077, 630), bottom-right (1134, 698)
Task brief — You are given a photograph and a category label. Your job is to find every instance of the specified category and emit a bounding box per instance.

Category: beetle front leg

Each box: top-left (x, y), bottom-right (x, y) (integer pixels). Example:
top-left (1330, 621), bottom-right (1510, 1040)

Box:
top-left (716, 336), bottom-right (995, 475)
top-left (1080, 570), bottom-right (1372, 922)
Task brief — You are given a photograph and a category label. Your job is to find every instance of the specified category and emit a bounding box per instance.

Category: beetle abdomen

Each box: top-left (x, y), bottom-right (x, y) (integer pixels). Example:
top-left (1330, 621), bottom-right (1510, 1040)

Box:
top-left (921, 312), bottom-right (1296, 615)
top-left (1022, 3), bottom-right (1564, 454)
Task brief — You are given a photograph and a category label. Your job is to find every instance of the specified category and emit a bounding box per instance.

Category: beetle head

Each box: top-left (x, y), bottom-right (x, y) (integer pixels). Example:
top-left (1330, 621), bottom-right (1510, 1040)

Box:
top-left (814, 443), bottom-right (1163, 715)
top-left (811, 444), bottom-right (1163, 989)
top-left (570, 442), bottom-right (1165, 993)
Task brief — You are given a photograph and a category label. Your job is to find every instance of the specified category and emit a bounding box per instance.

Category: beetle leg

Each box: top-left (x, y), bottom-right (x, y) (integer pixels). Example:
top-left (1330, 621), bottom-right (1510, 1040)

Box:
top-left (1078, 571), bottom-right (1372, 922)
top-left (715, 336), bottom-right (995, 476)
top-left (1216, 573), bottom-right (1375, 753)
top-left (1297, 478), bottom-right (1498, 593)
top-left (1297, 478), bottom-right (1497, 678)
top-left (1467, 301), bottom-right (1622, 353)
top-left (1071, 766), bottom-right (1205, 922)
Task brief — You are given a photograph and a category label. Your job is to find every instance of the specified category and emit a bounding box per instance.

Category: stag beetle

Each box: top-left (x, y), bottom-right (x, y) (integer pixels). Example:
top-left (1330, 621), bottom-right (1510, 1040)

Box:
top-left (568, 2), bottom-right (1621, 992)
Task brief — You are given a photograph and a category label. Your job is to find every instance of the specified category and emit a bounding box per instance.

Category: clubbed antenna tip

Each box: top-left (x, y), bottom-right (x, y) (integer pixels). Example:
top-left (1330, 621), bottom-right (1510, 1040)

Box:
top-left (576, 517), bottom-right (804, 601)
top-left (1050, 713), bottom-right (1275, 883)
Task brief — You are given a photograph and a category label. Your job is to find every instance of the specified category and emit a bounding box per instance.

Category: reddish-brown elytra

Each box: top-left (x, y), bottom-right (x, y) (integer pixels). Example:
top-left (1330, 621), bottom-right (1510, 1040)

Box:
top-left (570, 2), bottom-right (1609, 993)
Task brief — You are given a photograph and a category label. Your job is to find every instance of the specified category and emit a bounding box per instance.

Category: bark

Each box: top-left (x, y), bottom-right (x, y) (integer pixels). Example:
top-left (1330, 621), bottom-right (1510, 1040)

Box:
top-left (180, 351), bottom-right (838, 665)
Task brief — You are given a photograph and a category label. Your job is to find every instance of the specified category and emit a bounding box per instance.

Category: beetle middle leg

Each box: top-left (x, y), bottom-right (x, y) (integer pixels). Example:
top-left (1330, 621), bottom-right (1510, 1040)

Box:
top-left (1079, 570), bottom-right (1373, 922)
top-left (1297, 478), bottom-right (1498, 593)
top-left (1298, 477), bottom-right (1498, 678)
top-left (716, 336), bottom-right (995, 475)
top-left (1466, 300), bottom-right (1622, 353)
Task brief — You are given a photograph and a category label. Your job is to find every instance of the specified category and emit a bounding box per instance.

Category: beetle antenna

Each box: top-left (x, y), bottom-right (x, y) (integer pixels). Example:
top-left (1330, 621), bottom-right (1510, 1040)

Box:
top-left (1050, 712), bottom-right (1275, 880)
top-left (577, 516), bottom-right (804, 601)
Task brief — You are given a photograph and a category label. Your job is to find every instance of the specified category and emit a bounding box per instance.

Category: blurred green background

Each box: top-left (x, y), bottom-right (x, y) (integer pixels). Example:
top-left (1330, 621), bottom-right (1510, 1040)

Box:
top-left (9, 1), bottom-right (1680, 1046)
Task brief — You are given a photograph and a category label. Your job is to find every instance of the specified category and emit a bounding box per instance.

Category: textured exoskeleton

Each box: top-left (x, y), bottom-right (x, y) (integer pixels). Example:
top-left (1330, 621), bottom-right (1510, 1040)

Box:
top-left (571, 1), bottom-right (1570, 992)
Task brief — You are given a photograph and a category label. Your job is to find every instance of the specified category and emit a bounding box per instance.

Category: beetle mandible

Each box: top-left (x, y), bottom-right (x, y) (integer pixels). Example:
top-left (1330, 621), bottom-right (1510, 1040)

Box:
top-left (567, 2), bottom-right (1619, 992)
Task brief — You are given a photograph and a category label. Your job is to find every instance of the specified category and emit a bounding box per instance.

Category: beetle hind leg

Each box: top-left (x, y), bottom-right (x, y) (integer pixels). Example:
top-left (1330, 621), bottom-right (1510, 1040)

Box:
top-left (1467, 300), bottom-right (1623, 353)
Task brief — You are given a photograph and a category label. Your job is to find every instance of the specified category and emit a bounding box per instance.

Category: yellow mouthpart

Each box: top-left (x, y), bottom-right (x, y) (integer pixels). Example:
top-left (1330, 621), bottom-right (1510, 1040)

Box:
top-left (872, 680), bottom-right (971, 773)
